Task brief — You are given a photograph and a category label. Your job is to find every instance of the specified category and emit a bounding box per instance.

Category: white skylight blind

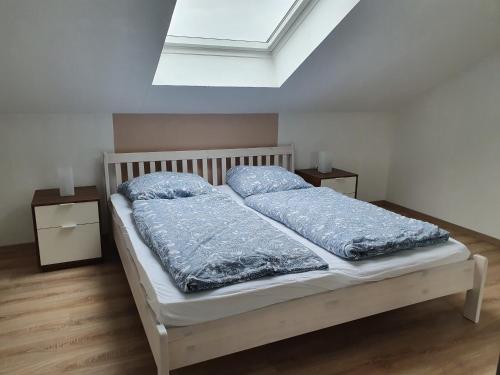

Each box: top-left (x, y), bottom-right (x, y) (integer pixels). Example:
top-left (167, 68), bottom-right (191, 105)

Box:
top-left (167, 0), bottom-right (298, 47)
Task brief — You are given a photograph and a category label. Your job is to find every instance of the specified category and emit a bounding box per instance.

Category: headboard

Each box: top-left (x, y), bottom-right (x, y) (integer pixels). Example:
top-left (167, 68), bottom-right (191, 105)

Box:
top-left (103, 145), bottom-right (295, 200)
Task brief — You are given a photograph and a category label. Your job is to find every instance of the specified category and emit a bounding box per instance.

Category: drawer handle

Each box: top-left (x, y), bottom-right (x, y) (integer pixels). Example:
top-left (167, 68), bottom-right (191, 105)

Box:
top-left (61, 224), bottom-right (77, 229)
top-left (59, 203), bottom-right (75, 207)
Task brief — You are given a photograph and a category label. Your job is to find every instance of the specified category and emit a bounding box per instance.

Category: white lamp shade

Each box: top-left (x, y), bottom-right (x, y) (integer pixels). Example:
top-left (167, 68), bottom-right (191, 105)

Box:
top-left (318, 151), bottom-right (332, 173)
top-left (58, 166), bottom-right (75, 196)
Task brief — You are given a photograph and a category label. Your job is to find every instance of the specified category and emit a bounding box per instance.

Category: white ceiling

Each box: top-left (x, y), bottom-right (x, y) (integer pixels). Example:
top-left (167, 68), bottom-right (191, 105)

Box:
top-left (0, 0), bottom-right (499, 114)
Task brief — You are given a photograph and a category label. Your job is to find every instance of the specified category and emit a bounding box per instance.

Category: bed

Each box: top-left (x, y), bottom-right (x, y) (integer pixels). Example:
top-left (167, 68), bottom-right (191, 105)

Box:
top-left (103, 146), bottom-right (487, 375)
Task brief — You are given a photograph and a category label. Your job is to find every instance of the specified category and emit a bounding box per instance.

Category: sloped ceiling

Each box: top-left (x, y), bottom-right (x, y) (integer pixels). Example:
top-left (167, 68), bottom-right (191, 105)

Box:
top-left (0, 0), bottom-right (499, 113)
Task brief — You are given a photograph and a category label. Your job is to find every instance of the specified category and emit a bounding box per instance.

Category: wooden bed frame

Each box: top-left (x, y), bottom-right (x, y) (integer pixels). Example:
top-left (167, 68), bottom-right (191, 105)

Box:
top-left (103, 145), bottom-right (488, 375)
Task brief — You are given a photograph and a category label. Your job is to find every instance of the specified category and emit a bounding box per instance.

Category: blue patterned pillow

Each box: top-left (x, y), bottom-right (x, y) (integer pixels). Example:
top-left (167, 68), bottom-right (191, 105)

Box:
top-left (118, 172), bottom-right (217, 201)
top-left (226, 166), bottom-right (312, 198)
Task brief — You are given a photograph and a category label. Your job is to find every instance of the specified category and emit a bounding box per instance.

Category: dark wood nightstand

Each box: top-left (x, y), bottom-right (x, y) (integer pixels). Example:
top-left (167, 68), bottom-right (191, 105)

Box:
top-left (296, 168), bottom-right (358, 198)
top-left (31, 186), bottom-right (103, 271)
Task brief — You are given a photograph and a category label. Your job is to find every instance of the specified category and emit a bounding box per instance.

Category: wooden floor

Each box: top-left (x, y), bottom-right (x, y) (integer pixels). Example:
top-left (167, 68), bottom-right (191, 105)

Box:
top-left (1, 204), bottom-right (499, 374)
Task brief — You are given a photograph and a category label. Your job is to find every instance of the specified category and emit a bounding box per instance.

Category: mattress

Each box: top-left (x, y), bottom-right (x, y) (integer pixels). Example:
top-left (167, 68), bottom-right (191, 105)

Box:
top-left (111, 186), bottom-right (470, 327)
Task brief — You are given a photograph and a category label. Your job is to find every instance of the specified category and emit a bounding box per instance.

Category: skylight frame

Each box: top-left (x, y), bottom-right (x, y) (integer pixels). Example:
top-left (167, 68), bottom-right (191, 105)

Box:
top-left (154, 0), bottom-right (361, 88)
top-left (165, 0), bottom-right (313, 52)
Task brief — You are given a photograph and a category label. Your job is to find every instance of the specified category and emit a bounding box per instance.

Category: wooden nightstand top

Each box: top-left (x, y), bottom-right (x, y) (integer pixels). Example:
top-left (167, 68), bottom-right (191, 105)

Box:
top-left (296, 168), bottom-right (358, 180)
top-left (32, 186), bottom-right (101, 207)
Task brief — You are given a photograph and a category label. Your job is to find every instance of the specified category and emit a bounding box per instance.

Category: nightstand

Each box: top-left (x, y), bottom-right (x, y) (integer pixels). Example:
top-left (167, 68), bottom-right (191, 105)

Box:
top-left (296, 168), bottom-right (358, 198)
top-left (31, 186), bottom-right (102, 271)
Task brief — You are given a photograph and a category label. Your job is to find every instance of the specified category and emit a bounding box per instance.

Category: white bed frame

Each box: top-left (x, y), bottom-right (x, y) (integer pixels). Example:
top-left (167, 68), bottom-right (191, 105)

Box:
top-left (103, 145), bottom-right (487, 375)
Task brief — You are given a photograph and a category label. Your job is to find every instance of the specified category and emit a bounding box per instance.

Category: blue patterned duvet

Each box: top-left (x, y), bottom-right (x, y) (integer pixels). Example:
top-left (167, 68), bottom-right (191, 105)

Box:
top-left (245, 188), bottom-right (449, 260)
top-left (132, 193), bottom-right (328, 292)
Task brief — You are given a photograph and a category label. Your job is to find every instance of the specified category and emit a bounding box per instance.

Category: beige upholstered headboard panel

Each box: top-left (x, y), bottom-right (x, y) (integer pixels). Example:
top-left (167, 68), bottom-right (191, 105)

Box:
top-left (113, 114), bottom-right (278, 152)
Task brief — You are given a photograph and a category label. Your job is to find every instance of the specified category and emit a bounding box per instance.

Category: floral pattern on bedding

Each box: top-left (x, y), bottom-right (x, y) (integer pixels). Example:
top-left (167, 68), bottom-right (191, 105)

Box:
top-left (226, 166), bottom-right (312, 198)
top-left (132, 193), bottom-right (328, 293)
top-left (245, 188), bottom-right (450, 260)
top-left (118, 172), bottom-right (216, 201)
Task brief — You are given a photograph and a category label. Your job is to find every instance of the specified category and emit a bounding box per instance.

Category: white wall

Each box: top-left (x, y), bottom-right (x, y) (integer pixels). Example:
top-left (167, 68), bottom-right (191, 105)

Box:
top-left (0, 114), bottom-right (114, 246)
top-left (278, 112), bottom-right (396, 202)
top-left (388, 52), bottom-right (500, 239)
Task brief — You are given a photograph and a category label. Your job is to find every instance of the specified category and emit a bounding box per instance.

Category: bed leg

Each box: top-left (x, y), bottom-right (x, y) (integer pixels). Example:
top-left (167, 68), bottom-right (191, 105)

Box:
top-left (157, 325), bottom-right (170, 375)
top-left (463, 254), bottom-right (488, 323)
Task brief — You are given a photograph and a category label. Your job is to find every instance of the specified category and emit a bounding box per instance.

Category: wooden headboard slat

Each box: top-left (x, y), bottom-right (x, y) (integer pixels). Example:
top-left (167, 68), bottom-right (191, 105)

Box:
top-left (104, 145), bottom-right (295, 200)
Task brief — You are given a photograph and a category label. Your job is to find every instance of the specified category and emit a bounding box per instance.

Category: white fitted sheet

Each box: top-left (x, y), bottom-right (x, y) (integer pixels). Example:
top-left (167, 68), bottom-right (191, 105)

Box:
top-left (111, 186), bottom-right (470, 327)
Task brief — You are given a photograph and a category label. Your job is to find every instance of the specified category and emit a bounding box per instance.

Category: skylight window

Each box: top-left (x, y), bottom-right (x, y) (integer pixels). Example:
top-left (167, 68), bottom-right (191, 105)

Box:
top-left (168, 0), bottom-right (297, 43)
top-left (165, 0), bottom-right (309, 51)
top-left (155, 0), bottom-right (361, 87)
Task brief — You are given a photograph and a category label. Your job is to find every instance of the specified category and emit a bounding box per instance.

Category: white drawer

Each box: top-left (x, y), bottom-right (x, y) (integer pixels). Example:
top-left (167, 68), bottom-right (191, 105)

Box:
top-left (321, 177), bottom-right (356, 194)
top-left (37, 223), bottom-right (101, 266)
top-left (344, 192), bottom-right (356, 198)
top-left (35, 201), bottom-right (99, 229)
